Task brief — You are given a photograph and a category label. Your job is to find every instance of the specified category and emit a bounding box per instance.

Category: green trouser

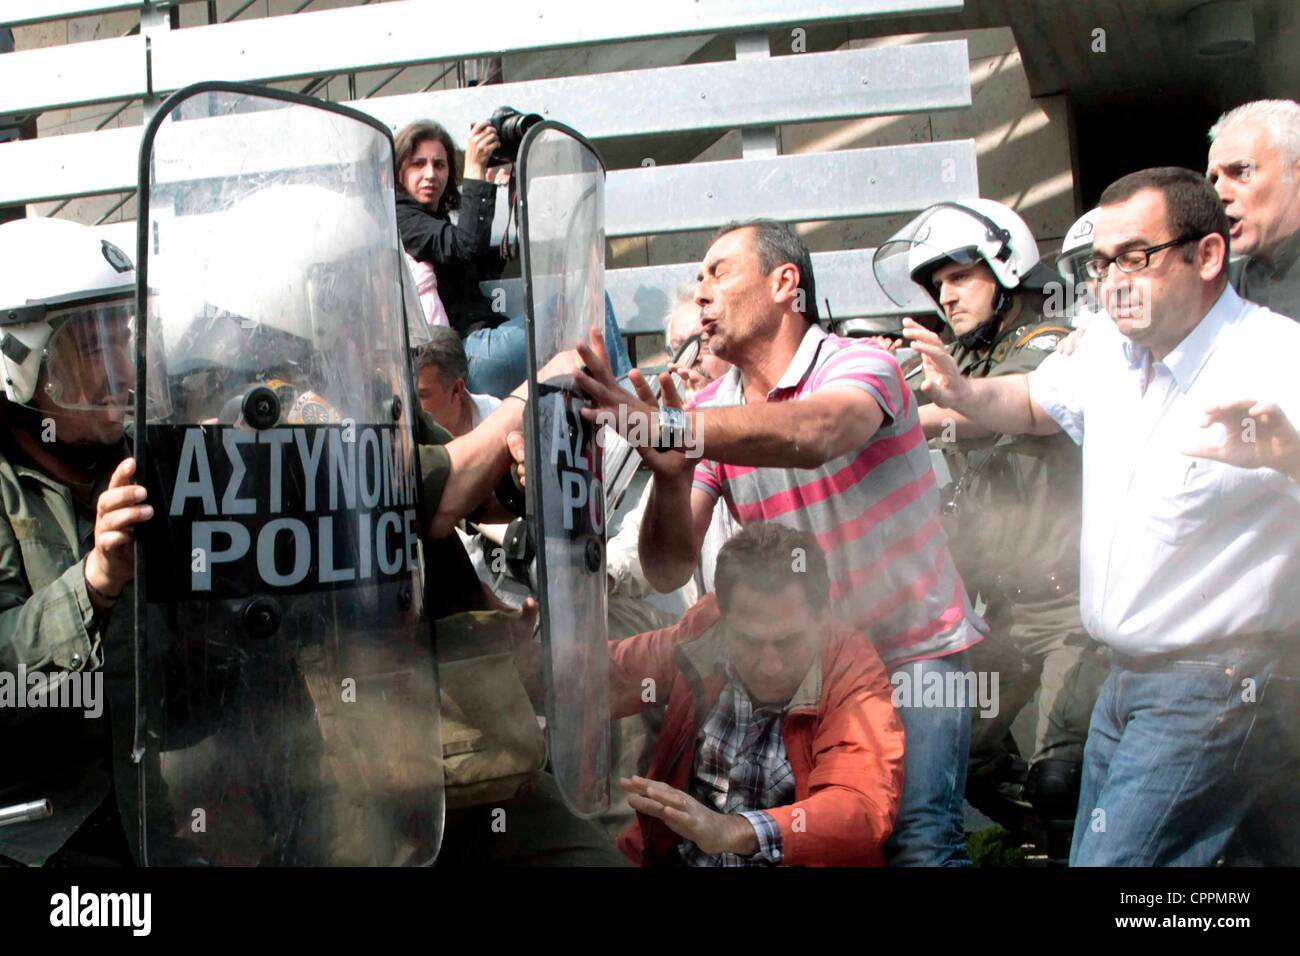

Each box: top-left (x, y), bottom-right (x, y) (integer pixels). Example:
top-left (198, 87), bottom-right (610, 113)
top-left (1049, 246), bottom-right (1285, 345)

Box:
top-left (967, 592), bottom-right (1107, 779)
top-left (435, 771), bottom-right (628, 866)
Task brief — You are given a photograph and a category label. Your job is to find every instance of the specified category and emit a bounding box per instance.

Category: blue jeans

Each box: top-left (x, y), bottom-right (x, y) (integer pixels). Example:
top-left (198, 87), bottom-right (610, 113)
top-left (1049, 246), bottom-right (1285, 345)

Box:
top-left (1070, 643), bottom-right (1300, 866)
top-left (884, 651), bottom-right (973, 866)
top-left (466, 300), bottom-right (631, 398)
top-left (465, 314), bottom-right (529, 398)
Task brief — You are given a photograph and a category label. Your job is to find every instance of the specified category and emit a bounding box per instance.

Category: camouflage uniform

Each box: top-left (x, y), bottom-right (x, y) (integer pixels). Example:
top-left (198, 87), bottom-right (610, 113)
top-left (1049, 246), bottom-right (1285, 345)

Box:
top-left (922, 308), bottom-right (1107, 860)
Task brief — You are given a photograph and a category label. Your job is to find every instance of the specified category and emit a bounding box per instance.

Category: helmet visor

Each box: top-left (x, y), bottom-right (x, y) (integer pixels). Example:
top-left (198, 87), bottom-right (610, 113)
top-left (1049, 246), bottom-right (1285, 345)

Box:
top-left (41, 296), bottom-right (136, 413)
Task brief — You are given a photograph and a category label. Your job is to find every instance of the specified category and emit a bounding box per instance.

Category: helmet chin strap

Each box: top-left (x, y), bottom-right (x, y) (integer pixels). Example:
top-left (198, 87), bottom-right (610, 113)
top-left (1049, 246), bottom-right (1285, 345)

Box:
top-left (6, 401), bottom-right (122, 471)
top-left (955, 287), bottom-right (1011, 352)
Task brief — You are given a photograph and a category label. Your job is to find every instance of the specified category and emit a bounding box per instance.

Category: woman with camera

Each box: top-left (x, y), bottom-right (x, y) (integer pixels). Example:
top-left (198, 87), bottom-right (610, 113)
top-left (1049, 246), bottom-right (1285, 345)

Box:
top-left (394, 117), bottom-right (632, 398)
top-left (394, 118), bottom-right (527, 397)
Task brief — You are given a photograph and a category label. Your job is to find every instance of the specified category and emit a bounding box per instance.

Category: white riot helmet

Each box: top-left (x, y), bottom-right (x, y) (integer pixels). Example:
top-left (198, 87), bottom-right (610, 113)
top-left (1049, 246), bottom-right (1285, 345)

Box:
top-left (874, 198), bottom-right (1052, 314)
top-left (155, 182), bottom-right (409, 424)
top-left (0, 217), bottom-right (136, 413)
top-left (1056, 207), bottom-right (1099, 288)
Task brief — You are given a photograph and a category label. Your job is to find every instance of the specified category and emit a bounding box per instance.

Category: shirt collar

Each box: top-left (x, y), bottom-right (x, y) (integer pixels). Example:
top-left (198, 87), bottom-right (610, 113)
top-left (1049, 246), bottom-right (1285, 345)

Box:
top-left (1119, 284), bottom-right (1244, 391)
top-left (770, 322), bottom-right (828, 395)
top-left (1160, 284), bottom-right (1244, 391)
top-left (708, 322), bottom-right (827, 404)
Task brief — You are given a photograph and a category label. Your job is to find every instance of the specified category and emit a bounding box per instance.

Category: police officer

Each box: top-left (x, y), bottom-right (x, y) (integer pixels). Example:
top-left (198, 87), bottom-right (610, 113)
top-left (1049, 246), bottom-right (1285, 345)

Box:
top-left (875, 199), bottom-right (1107, 863)
top-left (1055, 208), bottom-right (1103, 329)
top-left (0, 217), bottom-right (146, 866)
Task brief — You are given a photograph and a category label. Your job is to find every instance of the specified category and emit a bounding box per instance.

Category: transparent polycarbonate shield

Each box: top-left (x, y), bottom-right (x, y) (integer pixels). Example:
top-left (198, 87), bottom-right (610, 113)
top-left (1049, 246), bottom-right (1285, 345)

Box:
top-left (518, 123), bottom-right (610, 816)
top-left (131, 84), bottom-right (442, 866)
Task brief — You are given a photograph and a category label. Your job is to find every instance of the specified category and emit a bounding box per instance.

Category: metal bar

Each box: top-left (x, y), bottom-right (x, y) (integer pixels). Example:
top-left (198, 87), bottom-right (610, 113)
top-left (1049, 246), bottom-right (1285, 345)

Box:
top-left (0, 0), bottom-right (962, 117)
top-left (0, 42), bottom-right (973, 205)
top-left (0, 34), bottom-right (146, 115)
top-left (604, 140), bottom-right (978, 237)
top-left (735, 31), bottom-right (779, 159)
top-left (366, 42), bottom-right (971, 142)
top-left (150, 0), bottom-right (962, 94)
top-left (0, 798), bottom-right (52, 828)
top-left (2, 3), bottom-right (144, 28)
top-left (480, 247), bottom-right (940, 332)
top-left (140, 1), bottom-right (172, 124)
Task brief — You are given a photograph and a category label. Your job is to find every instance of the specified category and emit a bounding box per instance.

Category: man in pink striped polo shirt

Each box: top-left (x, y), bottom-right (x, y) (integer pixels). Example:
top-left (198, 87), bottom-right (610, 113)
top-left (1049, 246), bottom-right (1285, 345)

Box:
top-left (572, 220), bottom-right (985, 865)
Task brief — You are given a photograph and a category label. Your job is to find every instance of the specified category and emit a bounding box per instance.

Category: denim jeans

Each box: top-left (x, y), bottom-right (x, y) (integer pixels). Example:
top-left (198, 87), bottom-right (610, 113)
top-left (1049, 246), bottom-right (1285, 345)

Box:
top-left (1070, 642), bottom-right (1300, 866)
top-left (884, 650), bottom-right (973, 866)
top-left (465, 314), bottom-right (529, 398)
top-left (465, 299), bottom-right (632, 398)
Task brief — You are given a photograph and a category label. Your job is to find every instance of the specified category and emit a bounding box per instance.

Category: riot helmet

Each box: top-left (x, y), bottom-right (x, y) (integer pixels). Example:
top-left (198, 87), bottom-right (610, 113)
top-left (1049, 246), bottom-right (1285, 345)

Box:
top-left (1056, 207), bottom-right (1103, 327)
top-left (0, 217), bottom-right (136, 428)
top-left (155, 182), bottom-right (405, 426)
top-left (874, 198), bottom-right (1053, 350)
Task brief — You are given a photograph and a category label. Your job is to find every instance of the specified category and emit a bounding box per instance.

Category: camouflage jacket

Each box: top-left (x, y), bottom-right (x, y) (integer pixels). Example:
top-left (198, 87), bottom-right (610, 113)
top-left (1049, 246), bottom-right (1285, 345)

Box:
top-left (917, 309), bottom-right (1084, 602)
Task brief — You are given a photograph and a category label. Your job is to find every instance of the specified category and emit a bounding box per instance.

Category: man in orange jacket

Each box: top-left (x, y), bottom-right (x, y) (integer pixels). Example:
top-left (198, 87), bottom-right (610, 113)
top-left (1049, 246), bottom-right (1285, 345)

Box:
top-left (609, 522), bottom-right (905, 866)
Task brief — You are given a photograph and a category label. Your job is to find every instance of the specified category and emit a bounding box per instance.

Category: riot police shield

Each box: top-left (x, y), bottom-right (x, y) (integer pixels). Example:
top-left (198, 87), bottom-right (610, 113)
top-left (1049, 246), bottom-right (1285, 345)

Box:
top-left (518, 123), bottom-right (611, 817)
top-left (132, 83), bottom-right (442, 865)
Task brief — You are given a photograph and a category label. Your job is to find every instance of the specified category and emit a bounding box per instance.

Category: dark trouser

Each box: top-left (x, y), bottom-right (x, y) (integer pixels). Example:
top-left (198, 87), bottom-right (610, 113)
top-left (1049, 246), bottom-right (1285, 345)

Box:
top-left (436, 772), bottom-right (628, 867)
top-left (966, 593), bottom-right (1106, 860)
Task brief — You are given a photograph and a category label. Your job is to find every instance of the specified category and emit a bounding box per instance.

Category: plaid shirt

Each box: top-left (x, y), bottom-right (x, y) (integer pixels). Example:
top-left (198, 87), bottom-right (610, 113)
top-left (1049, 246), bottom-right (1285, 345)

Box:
top-left (678, 665), bottom-right (796, 867)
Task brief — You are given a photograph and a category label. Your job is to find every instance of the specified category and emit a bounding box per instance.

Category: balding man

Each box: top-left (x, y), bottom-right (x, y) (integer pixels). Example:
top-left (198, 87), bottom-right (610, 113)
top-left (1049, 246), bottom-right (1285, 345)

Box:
top-left (1207, 99), bottom-right (1300, 319)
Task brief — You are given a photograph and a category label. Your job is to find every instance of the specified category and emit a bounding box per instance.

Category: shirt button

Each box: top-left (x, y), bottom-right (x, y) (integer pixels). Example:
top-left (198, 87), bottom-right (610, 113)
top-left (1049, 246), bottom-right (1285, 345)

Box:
top-left (70, 653), bottom-right (83, 667)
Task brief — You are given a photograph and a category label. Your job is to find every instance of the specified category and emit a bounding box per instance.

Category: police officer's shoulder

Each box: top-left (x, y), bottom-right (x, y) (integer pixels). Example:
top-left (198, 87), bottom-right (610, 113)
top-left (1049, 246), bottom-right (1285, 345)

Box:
top-left (1008, 320), bottom-right (1072, 355)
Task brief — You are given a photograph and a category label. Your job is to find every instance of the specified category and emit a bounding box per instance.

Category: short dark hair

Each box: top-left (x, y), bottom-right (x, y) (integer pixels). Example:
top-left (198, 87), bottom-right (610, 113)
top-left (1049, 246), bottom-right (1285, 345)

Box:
top-left (414, 327), bottom-right (469, 386)
top-left (1098, 166), bottom-right (1231, 273)
top-left (394, 120), bottom-right (462, 217)
top-left (713, 219), bottom-right (819, 322)
top-left (714, 522), bottom-right (829, 616)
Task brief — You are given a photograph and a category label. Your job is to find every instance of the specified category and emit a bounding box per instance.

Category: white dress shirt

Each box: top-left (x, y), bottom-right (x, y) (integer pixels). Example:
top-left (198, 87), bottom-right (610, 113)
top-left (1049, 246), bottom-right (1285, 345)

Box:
top-left (1029, 284), bottom-right (1300, 655)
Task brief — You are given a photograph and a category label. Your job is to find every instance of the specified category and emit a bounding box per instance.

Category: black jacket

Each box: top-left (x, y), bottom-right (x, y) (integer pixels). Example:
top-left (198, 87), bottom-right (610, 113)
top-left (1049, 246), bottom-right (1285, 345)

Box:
top-left (396, 180), bottom-right (506, 337)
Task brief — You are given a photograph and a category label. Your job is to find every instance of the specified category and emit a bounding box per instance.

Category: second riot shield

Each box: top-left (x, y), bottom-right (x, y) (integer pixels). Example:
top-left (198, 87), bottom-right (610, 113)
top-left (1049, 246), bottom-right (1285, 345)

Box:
top-left (518, 123), bottom-right (611, 816)
top-left (131, 83), bottom-right (443, 865)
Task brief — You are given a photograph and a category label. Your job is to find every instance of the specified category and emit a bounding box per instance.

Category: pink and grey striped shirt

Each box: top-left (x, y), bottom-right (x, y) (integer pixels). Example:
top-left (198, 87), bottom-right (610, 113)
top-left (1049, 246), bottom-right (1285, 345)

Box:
top-left (691, 324), bottom-right (983, 666)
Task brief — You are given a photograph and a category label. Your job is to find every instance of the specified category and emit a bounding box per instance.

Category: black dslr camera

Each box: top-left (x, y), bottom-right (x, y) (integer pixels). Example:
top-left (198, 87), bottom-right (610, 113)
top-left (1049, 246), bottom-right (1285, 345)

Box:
top-left (487, 106), bottom-right (543, 166)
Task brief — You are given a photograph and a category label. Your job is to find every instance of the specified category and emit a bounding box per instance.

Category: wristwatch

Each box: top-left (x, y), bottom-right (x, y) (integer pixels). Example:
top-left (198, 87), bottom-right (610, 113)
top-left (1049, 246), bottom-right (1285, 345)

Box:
top-left (653, 407), bottom-right (689, 452)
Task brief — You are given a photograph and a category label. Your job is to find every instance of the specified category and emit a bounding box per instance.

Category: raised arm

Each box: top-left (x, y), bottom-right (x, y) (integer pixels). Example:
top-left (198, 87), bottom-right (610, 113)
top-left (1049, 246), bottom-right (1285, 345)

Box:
top-left (902, 318), bottom-right (1061, 437)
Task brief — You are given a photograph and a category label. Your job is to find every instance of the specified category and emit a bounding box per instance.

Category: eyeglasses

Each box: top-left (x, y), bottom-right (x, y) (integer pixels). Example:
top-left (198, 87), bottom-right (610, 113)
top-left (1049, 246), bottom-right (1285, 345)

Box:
top-left (1084, 235), bottom-right (1204, 279)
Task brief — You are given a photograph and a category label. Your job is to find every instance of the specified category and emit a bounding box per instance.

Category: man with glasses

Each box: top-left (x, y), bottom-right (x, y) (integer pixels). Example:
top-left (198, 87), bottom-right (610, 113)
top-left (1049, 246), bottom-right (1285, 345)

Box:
top-left (1206, 99), bottom-right (1300, 320)
top-left (903, 166), bottom-right (1300, 866)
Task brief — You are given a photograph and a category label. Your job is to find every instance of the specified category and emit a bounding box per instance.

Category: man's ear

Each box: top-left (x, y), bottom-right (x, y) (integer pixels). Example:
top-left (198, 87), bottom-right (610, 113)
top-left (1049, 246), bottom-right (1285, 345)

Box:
top-left (1199, 233), bottom-right (1229, 280)
top-left (451, 376), bottom-right (466, 400)
top-left (770, 263), bottom-right (801, 307)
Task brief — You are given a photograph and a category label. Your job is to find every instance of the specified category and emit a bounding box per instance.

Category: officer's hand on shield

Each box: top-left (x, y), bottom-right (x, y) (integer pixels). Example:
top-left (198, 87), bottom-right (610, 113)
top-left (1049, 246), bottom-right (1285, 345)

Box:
top-left (574, 325), bottom-right (695, 480)
top-left (621, 775), bottom-right (760, 857)
top-left (506, 430), bottom-right (528, 489)
top-left (902, 317), bottom-right (973, 409)
top-left (84, 457), bottom-right (152, 610)
top-left (1185, 399), bottom-right (1300, 481)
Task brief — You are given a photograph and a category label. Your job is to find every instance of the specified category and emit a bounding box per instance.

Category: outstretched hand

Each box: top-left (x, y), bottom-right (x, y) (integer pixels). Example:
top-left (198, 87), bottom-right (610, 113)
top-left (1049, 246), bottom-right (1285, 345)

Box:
top-left (621, 775), bottom-right (759, 857)
top-left (1184, 399), bottom-right (1300, 480)
top-left (901, 318), bottom-right (971, 409)
top-left (573, 325), bottom-right (695, 479)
